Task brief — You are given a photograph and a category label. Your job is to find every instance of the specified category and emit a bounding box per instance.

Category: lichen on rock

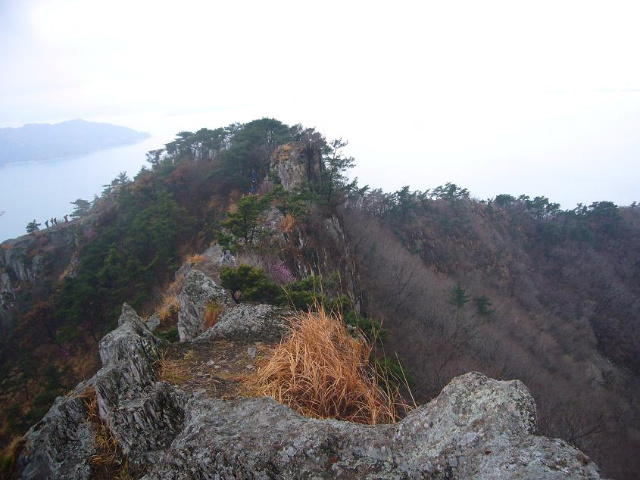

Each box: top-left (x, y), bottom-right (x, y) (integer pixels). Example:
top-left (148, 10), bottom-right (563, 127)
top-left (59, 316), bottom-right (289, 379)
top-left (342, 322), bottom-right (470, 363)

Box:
top-left (19, 301), bottom-right (605, 479)
top-left (177, 269), bottom-right (230, 341)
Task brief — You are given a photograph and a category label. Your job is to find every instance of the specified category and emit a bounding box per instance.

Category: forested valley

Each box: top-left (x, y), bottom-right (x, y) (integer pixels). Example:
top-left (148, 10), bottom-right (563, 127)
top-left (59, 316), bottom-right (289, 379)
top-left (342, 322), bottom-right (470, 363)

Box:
top-left (1, 118), bottom-right (638, 479)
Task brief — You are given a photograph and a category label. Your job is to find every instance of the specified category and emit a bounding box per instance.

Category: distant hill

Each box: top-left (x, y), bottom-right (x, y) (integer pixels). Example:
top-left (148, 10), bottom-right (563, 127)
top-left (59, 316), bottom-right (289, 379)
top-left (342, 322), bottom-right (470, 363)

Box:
top-left (0, 119), bottom-right (150, 166)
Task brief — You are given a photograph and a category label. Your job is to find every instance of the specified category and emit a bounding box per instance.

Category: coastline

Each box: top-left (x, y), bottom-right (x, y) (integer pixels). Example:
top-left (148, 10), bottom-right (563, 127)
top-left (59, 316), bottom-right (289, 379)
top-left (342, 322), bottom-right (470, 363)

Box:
top-left (0, 135), bottom-right (151, 169)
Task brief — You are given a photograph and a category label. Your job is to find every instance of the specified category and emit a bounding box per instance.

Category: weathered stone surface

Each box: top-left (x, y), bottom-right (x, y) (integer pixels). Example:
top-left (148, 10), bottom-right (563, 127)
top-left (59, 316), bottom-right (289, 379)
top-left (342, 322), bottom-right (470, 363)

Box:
top-left (0, 227), bottom-right (77, 326)
top-left (19, 383), bottom-right (96, 480)
top-left (270, 142), bottom-right (323, 191)
top-left (197, 303), bottom-right (288, 343)
top-left (20, 302), bottom-right (605, 480)
top-left (178, 269), bottom-right (230, 341)
top-left (139, 372), bottom-right (603, 480)
top-left (94, 304), bottom-right (186, 469)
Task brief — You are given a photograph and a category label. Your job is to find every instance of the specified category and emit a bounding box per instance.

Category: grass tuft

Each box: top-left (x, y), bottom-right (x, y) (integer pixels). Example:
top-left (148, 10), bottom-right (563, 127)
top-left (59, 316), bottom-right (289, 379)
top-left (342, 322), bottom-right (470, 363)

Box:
top-left (204, 300), bottom-right (223, 329)
top-left (156, 349), bottom-right (194, 385)
top-left (255, 307), bottom-right (407, 425)
top-left (79, 387), bottom-right (130, 478)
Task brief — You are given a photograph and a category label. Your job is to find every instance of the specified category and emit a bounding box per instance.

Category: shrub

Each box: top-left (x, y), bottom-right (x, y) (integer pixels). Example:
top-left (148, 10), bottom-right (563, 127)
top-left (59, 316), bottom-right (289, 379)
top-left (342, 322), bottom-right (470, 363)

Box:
top-left (255, 308), bottom-right (406, 425)
top-left (155, 327), bottom-right (179, 343)
top-left (343, 311), bottom-right (389, 343)
top-left (0, 436), bottom-right (26, 476)
top-left (220, 264), bottom-right (282, 304)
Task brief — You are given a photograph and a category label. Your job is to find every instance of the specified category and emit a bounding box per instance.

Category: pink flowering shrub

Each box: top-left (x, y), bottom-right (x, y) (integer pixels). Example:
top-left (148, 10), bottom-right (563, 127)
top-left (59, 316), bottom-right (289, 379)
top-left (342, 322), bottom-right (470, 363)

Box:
top-left (272, 260), bottom-right (295, 284)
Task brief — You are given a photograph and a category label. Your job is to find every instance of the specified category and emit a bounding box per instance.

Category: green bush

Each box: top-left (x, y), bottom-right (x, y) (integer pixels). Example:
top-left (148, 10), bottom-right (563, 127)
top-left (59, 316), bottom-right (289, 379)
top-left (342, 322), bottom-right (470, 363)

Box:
top-left (344, 311), bottom-right (389, 343)
top-left (220, 265), bottom-right (283, 304)
top-left (156, 327), bottom-right (179, 343)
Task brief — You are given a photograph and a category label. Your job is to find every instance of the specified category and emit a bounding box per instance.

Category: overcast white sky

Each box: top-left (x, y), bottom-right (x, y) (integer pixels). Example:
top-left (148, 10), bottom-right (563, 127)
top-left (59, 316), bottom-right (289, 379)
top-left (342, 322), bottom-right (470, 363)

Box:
top-left (1, 0), bottom-right (639, 208)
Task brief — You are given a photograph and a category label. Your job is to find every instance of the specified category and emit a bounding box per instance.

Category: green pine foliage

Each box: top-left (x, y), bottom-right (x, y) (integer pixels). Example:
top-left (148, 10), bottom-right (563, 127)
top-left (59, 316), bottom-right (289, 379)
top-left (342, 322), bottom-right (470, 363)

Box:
top-left (220, 265), bottom-right (283, 304)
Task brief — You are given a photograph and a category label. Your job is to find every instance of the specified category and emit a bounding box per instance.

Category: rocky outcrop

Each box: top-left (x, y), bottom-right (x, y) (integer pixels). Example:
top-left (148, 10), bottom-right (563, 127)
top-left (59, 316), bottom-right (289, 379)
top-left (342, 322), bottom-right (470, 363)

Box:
top-left (177, 269), bottom-right (230, 341)
top-left (0, 227), bottom-right (77, 326)
top-left (93, 304), bottom-right (186, 468)
top-left (19, 292), bottom-right (605, 479)
top-left (141, 372), bottom-right (602, 479)
top-left (197, 303), bottom-right (288, 343)
top-left (19, 304), bottom-right (186, 479)
top-left (18, 388), bottom-right (96, 480)
top-left (270, 141), bottom-right (324, 191)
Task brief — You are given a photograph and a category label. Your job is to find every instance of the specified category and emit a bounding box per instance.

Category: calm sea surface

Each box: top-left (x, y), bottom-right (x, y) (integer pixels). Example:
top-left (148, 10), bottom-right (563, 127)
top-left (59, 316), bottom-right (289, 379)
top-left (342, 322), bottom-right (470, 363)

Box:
top-left (0, 136), bottom-right (167, 242)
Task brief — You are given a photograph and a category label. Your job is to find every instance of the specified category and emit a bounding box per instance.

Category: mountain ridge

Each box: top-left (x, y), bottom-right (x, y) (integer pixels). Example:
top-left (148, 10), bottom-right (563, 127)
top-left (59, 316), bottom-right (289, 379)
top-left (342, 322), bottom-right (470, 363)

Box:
top-left (0, 118), bottom-right (638, 478)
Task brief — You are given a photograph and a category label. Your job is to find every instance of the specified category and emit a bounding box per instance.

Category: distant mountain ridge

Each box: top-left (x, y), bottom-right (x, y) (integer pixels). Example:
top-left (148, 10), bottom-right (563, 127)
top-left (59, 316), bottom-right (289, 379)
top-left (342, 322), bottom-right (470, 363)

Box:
top-left (0, 119), bottom-right (150, 166)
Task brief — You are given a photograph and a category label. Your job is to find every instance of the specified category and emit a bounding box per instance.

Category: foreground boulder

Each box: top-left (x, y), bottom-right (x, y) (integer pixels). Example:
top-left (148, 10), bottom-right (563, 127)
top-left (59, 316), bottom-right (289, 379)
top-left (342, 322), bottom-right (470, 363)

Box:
top-left (141, 372), bottom-right (601, 479)
top-left (19, 298), bottom-right (604, 479)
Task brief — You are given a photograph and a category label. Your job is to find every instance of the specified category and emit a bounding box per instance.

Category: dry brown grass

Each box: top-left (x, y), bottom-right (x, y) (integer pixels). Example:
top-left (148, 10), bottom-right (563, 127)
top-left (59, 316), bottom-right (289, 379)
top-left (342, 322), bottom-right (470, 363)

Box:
top-left (156, 274), bottom-right (184, 327)
top-left (255, 308), bottom-right (403, 425)
top-left (185, 253), bottom-right (206, 266)
top-left (204, 301), bottom-right (223, 329)
top-left (79, 387), bottom-right (129, 477)
top-left (157, 295), bottom-right (180, 324)
top-left (156, 349), bottom-right (194, 385)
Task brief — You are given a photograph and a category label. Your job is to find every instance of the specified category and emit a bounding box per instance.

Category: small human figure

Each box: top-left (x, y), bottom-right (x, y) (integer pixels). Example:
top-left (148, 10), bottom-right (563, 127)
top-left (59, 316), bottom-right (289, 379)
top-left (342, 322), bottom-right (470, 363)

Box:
top-left (53, 217), bottom-right (58, 226)
top-left (64, 214), bottom-right (69, 223)
top-left (45, 220), bottom-right (49, 229)
top-left (219, 250), bottom-right (237, 267)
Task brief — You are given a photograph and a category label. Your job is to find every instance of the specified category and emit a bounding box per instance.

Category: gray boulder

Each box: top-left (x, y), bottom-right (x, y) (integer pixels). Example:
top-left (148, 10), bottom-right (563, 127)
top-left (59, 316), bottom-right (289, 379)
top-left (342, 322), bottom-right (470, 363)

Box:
top-left (178, 269), bottom-right (230, 341)
top-left (197, 303), bottom-right (288, 343)
top-left (19, 386), bottom-right (96, 480)
top-left (140, 372), bottom-right (602, 479)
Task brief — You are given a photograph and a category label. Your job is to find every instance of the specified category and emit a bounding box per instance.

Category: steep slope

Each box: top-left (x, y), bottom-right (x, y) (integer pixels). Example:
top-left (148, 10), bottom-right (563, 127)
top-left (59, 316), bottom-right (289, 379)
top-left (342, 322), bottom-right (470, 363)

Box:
top-left (342, 187), bottom-right (640, 480)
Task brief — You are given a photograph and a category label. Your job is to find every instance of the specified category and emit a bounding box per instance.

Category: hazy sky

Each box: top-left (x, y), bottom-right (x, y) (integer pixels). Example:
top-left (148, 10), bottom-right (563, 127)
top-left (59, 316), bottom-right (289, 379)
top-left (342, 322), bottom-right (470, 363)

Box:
top-left (1, 0), bottom-right (639, 208)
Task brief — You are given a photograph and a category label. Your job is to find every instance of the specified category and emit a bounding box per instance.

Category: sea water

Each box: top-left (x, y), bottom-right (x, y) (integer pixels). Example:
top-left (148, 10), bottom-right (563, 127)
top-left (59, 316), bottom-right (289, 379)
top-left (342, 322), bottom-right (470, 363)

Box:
top-left (0, 136), bottom-right (166, 242)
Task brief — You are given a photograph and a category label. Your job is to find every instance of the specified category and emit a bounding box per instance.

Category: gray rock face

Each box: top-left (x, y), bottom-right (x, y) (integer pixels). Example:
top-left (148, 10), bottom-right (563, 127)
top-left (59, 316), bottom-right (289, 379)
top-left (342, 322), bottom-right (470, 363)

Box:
top-left (140, 372), bottom-right (602, 480)
top-left (270, 142), bottom-right (323, 191)
top-left (20, 302), bottom-right (604, 479)
top-left (197, 303), bottom-right (288, 343)
top-left (0, 227), bottom-right (76, 326)
top-left (178, 269), bottom-right (230, 341)
top-left (19, 390), bottom-right (96, 480)
top-left (20, 304), bottom-right (186, 478)
top-left (94, 304), bottom-right (186, 469)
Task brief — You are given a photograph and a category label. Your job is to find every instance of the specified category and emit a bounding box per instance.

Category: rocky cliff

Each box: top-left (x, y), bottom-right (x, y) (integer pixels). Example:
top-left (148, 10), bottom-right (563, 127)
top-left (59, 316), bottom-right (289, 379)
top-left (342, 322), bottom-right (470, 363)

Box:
top-left (17, 269), bottom-right (605, 479)
top-left (0, 226), bottom-right (77, 327)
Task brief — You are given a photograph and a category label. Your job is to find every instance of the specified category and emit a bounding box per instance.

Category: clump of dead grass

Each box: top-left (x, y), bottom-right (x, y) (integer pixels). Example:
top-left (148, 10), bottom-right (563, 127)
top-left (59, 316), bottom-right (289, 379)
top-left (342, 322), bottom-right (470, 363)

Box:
top-left (156, 274), bottom-right (184, 327)
top-left (280, 213), bottom-right (295, 233)
top-left (156, 349), bottom-right (194, 385)
top-left (204, 300), bottom-right (223, 329)
top-left (78, 387), bottom-right (130, 478)
top-left (157, 295), bottom-right (180, 324)
top-left (255, 307), bottom-right (404, 425)
top-left (185, 253), bottom-right (206, 266)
